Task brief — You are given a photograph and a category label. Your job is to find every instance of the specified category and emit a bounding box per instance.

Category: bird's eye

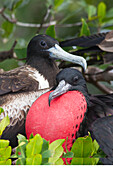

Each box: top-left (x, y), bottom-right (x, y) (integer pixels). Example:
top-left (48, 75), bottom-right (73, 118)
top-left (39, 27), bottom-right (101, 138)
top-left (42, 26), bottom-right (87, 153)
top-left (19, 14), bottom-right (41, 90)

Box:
top-left (39, 40), bottom-right (47, 47)
top-left (73, 76), bottom-right (78, 82)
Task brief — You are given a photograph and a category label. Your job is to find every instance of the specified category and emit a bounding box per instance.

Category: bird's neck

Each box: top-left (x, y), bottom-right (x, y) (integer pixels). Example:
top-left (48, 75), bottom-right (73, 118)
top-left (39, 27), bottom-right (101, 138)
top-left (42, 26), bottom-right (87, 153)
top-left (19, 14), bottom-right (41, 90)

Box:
top-left (72, 84), bottom-right (90, 107)
top-left (26, 56), bottom-right (59, 87)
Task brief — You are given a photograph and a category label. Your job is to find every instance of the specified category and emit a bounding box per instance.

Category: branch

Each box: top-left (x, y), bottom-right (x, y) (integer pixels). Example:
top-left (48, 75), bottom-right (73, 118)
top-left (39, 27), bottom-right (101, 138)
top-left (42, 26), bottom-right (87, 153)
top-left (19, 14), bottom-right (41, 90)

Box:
top-left (36, 5), bottom-right (52, 33)
top-left (0, 40), bottom-right (17, 62)
top-left (0, 7), bottom-right (98, 29)
top-left (16, 21), bottom-right (56, 28)
top-left (0, 8), bottom-right (17, 23)
top-left (85, 66), bottom-right (113, 83)
top-left (92, 81), bottom-right (113, 94)
top-left (85, 66), bottom-right (113, 94)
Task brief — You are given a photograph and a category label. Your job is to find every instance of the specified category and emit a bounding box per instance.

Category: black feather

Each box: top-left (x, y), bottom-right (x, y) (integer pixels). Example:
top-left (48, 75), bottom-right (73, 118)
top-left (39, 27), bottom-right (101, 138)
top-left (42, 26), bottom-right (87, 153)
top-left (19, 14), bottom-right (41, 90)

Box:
top-left (60, 32), bottom-right (107, 47)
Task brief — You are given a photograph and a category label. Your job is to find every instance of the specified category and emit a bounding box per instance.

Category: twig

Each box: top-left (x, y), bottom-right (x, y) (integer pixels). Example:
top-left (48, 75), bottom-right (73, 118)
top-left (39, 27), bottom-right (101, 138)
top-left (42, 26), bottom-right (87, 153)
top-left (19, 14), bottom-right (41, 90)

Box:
top-left (92, 81), bottom-right (113, 94)
top-left (15, 21), bottom-right (56, 28)
top-left (0, 7), bottom-right (97, 29)
top-left (0, 40), bottom-right (17, 62)
top-left (85, 66), bottom-right (113, 94)
top-left (0, 7), bottom-right (16, 23)
top-left (85, 66), bottom-right (113, 83)
top-left (37, 5), bottom-right (52, 33)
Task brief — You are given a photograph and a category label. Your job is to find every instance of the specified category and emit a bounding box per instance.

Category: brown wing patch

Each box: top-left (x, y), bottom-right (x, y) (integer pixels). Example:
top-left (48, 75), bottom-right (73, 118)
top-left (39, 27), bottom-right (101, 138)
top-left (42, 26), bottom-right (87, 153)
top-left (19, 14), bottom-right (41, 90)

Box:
top-left (98, 31), bottom-right (113, 52)
top-left (0, 66), bottom-right (39, 95)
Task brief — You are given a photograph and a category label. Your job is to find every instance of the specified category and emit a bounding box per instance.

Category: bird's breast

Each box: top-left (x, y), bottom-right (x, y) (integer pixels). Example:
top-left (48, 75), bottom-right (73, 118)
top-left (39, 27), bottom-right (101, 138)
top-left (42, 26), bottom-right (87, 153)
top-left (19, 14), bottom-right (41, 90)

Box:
top-left (26, 90), bottom-right (87, 152)
top-left (0, 88), bottom-right (50, 127)
top-left (27, 66), bottom-right (50, 89)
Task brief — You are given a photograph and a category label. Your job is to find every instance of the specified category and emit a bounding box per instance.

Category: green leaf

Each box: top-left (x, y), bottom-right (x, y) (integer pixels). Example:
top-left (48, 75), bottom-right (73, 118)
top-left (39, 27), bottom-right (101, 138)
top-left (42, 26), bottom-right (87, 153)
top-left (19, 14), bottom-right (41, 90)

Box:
top-left (49, 145), bottom-right (64, 164)
top-left (0, 146), bottom-right (11, 161)
top-left (71, 135), bottom-right (99, 165)
top-left (14, 48), bottom-right (27, 60)
top-left (15, 142), bottom-right (27, 158)
top-left (13, 0), bottom-right (24, 10)
top-left (29, 133), bottom-right (34, 139)
top-left (26, 134), bottom-right (43, 157)
top-left (55, 158), bottom-right (64, 165)
top-left (3, 0), bottom-right (14, 10)
top-left (97, 2), bottom-right (106, 24)
top-left (19, 0), bottom-right (30, 8)
top-left (106, 7), bottom-right (113, 18)
top-left (41, 139), bottom-right (49, 153)
top-left (94, 148), bottom-right (106, 158)
top-left (71, 158), bottom-right (99, 165)
top-left (0, 140), bottom-right (9, 148)
top-left (87, 5), bottom-right (96, 20)
top-left (3, 0), bottom-right (29, 10)
top-left (92, 139), bottom-right (99, 156)
top-left (0, 108), bottom-right (4, 115)
top-left (0, 59), bottom-right (19, 71)
top-left (49, 139), bottom-right (65, 151)
top-left (26, 154), bottom-right (42, 165)
top-left (46, 25), bottom-right (56, 38)
top-left (2, 21), bottom-right (14, 38)
top-left (16, 158), bottom-right (26, 165)
top-left (62, 151), bottom-right (74, 158)
top-left (42, 150), bottom-right (52, 158)
top-left (80, 18), bottom-right (90, 36)
top-left (54, 0), bottom-right (64, 10)
top-left (0, 159), bottom-right (11, 165)
top-left (48, 139), bottom-right (65, 165)
top-left (0, 115), bottom-right (10, 136)
top-left (71, 136), bottom-right (93, 158)
top-left (17, 134), bottom-right (28, 145)
top-left (41, 139), bottom-right (50, 165)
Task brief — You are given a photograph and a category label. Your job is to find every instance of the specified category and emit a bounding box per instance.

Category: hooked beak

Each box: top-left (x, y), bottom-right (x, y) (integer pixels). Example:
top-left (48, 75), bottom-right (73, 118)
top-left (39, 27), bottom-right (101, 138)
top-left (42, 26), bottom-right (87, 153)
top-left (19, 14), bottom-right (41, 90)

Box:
top-left (47, 44), bottom-right (87, 71)
top-left (48, 80), bottom-right (72, 106)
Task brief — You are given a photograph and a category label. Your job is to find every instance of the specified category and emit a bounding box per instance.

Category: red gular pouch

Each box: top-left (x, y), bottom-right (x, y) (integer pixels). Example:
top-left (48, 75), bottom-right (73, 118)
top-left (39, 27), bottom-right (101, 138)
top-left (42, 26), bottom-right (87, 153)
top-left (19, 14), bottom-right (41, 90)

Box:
top-left (25, 90), bottom-right (87, 164)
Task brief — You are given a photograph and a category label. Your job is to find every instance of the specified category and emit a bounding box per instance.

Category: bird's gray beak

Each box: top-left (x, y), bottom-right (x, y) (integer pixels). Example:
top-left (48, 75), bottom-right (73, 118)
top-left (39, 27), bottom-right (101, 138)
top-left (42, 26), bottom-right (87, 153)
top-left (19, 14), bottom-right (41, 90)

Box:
top-left (49, 80), bottom-right (72, 106)
top-left (47, 44), bottom-right (87, 71)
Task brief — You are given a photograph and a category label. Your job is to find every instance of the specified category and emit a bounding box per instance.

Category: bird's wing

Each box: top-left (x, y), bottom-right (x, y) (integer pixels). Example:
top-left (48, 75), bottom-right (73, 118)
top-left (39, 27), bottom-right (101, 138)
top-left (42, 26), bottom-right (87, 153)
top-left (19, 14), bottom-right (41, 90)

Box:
top-left (91, 115), bottom-right (113, 165)
top-left (77, 94), bottom-right (113, 165)
top-left (1, 108), bottom-right (27, 147)
top-left (77, 94), bottom-right (113, 137)
top-left (60, 32), bottom-right (107, 48)
top-left (0, 66), bottom-right (39, 95)
top-left (0, 88), bottom-right (50, 147)
top-left (98, 30), bottom-right (113, 52)
top-left (91, 115), bottom-right (113, 157)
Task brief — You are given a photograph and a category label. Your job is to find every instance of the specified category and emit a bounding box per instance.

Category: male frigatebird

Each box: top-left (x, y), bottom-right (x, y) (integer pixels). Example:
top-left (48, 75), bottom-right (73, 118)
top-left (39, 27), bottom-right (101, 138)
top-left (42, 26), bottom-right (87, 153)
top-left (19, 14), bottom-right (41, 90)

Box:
top-left (26, 68), bottom-right (113, 165)
top-left (0, 34), bottom-right (86, 147)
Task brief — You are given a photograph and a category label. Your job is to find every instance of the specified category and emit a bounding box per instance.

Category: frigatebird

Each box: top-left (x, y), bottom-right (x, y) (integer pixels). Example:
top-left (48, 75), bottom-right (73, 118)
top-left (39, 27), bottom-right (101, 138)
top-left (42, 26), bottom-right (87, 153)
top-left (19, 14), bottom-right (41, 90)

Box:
top-left (48, 68), bottom-right (113, 164)
top-left (0, 34), bottom-right (86, 147)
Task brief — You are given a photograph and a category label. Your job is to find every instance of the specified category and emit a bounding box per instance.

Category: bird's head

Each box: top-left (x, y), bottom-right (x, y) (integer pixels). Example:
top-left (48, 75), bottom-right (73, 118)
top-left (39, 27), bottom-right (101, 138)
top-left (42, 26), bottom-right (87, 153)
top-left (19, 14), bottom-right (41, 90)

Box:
top-left (49, 68), bottom-right (89, 106)
top-left (27, 34), bottom-right (87, 71)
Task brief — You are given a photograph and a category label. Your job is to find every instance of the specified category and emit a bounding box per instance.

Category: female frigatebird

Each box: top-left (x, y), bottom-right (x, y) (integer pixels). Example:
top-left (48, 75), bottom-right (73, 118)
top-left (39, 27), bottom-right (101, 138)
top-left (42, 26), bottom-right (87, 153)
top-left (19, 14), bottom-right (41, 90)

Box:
top-left (0, 35), bottom-right (86, 147)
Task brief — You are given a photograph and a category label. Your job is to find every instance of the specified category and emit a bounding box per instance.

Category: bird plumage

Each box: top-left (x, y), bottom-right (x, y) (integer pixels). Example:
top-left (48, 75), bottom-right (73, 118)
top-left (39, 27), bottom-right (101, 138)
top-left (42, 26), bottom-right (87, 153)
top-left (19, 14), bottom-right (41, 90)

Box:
top-left (49, 68), bottom-right (113, 164)
top-left (0, 34), bottom-right (86, 147)
top-left (60, 31), bottom-right (113, 64)
top-left (60, 32), bottom-right (107, 48)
